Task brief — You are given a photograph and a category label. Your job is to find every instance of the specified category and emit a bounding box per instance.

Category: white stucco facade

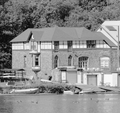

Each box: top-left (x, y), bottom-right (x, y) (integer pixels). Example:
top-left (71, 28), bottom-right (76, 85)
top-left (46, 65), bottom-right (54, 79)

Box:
top-left (82, 72), bottom-right (102, 86)
top-left (103, 73), bottom-right (118, 87)
top-left (97, 20), bottom-right (120, 46)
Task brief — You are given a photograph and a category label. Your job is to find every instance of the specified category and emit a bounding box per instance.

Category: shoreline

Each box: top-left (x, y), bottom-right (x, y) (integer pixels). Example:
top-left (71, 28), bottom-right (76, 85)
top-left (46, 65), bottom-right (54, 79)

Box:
top-left (0, 82), bottom-right (120, 95)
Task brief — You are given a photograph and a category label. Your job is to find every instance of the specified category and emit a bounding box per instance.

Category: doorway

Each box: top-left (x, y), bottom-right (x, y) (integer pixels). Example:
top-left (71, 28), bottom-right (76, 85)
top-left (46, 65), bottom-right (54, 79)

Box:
top-left (87, 74), bottom-right (97, 86)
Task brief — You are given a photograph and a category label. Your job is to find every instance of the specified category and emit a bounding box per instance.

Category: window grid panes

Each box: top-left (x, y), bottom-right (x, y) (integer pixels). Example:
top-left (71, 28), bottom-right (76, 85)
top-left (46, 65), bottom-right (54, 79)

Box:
top-left (12, 43), bottom-right (24, 50)
top-left (24, 42), bottom-right (30, 50)
top-left (67, 41), bottom-right (72, 52)
top-left (72, 40), bottom-right (110, 49)
top-left (96, 40), bottom-right (110, 48)
top-left (101, 57), bottom-right (110, 68)
top-left (31, 41), bottom-right (37, 50)
top-left (78, 57), bottom-right (88, 70)
top-left (54, 41), bottom-right (59, 52)
top-left (59, 41), bottom-right (67, 49)
top-left (73, 41), bottom-right (86, 48)
top-left (86, 40), bottom-right (96, 48)
top-left (41, 42), bottom-right (52, 49)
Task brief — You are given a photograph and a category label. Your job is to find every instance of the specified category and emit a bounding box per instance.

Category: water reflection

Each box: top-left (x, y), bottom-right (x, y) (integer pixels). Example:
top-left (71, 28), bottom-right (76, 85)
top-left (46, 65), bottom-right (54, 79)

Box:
top-left (0, 94), bottom-right (120, 113)
top-left (0, 96), bottom-right (13, 113)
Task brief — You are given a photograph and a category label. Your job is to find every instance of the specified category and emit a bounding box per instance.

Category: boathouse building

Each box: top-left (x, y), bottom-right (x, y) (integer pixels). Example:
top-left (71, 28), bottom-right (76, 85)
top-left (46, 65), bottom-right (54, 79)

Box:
top-left (11, 22), bottom-right (120, 87)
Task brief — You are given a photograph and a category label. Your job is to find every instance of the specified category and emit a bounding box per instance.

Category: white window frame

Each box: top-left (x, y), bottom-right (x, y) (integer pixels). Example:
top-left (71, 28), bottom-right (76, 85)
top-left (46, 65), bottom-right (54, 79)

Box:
top-left (100, 57), bottom-right (110, 68)
top-left (78, 57), bottom-right (88, 70)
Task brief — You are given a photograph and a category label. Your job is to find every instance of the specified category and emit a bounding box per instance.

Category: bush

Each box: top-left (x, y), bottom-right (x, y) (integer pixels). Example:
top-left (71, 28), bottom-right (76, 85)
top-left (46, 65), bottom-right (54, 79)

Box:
top-left (37, 83), bottom-right (75, 94)
top-left (37, 84), bottom-right (64, 94)
top-left (0, 82), bottom-right (75, 94)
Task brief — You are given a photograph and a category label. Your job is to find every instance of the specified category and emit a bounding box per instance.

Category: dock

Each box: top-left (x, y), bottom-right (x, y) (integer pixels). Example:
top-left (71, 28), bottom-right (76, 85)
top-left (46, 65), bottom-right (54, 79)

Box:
top-left (74, 84), bottom-right (120, 94)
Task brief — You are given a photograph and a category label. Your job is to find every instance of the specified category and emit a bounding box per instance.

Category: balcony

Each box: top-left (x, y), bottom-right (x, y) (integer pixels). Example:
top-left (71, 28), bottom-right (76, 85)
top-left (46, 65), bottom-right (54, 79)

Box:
top-left (29, 50), bottom-right (40, 55)
top-left (32, 66), bottom-right (41, 72)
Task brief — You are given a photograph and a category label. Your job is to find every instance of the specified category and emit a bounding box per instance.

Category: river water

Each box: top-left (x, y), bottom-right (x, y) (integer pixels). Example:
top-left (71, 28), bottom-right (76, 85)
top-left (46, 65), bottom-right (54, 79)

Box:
top-left (0, 94), bottom-right (120, 113)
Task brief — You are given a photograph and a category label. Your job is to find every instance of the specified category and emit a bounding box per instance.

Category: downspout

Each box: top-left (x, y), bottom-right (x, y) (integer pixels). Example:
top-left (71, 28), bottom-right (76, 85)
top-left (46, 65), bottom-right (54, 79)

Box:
top-left (117, 26), bottom-right (120, 87)
top-left (117, 26), bottom-right (120, 69)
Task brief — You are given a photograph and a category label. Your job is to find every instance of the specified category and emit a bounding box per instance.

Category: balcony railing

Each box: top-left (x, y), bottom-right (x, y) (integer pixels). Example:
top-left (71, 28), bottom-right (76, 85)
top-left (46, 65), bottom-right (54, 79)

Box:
top-left (29, 50), bottom-right (40, 55)
top-left (32, 66), bottom-right (40, 72)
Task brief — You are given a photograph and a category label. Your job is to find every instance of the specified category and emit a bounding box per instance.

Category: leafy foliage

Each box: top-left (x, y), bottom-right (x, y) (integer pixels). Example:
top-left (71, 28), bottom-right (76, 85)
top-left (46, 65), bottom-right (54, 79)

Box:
top-left (0, 0), bottom-right (120, 68)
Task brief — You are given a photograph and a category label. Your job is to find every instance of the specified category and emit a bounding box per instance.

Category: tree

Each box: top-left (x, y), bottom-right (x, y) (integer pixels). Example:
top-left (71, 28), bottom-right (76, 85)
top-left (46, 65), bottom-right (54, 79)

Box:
top-left (1, 0), bottom-right (120, 69)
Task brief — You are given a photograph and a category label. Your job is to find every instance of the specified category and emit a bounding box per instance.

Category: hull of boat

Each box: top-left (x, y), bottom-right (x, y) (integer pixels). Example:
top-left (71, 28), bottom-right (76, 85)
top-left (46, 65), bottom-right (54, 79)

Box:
top-left (79, 90), bottom-right (95, 94)
top-left (64, 91), bottom-right (74, 95)
top-left (10, 88), bottom-right (38, 94)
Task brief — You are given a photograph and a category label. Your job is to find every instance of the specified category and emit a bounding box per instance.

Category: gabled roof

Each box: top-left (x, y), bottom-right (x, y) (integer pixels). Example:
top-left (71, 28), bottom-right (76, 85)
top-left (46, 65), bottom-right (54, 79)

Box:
top-left (95, 32), bottom-right (116, 47)
top-left (102, 20), bottom-right (120, 26)
top-left (11, 29), bottom-right (32, 42)
top-left (32, 30), bottom-right (44, 41)
top-left (10, 26), bottom-right (116, 47)
top-left (51, 27), bottom-right (76, 41)
top-left (97, 20), bottom-right (120, 46)
top-left (75, 28), bottom-right (102, 40)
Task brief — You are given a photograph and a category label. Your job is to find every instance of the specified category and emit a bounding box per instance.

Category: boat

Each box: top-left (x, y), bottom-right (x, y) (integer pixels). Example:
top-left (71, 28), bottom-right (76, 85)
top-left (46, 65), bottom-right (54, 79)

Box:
top-left (79, 90), bottom-right (95, 94)
top-left (10, 88), bottom-right (39, 94)
top-left (63, 90), bottom-right (74, 95)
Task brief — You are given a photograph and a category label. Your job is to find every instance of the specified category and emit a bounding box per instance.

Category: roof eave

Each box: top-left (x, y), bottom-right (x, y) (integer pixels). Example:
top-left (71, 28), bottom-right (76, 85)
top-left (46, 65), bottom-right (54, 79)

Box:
top-left (10, 29), bottom-right (32, 43)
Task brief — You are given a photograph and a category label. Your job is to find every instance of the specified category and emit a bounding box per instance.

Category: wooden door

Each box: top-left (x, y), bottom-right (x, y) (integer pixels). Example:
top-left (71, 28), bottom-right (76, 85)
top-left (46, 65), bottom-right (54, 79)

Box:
top-left (67, 71), bottom-right (77, 84)
top-left (61, 71), bottom-right (67, 82)
top-left (87, 75), bottom-right (97, 86)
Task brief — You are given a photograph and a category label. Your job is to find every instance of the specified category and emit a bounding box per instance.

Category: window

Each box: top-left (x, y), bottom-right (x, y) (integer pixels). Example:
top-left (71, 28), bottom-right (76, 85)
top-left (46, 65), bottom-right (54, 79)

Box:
top-left (41, 42), bottom-right (52, 49)
top-left (80, 41), bottom-right (86, 48)
top-left (68, 55), bottom-right (72, 66)
top-left (12, 43), bottom-right (24, 50)
top-left (54, 41), bottom-right (59, 52)
top-left (100, 57), bottom-right (110, 68)
top-left (73, 41), bottom-right (87, 48)
top-left (67, 41), bottom-right (72, 51)
top-left (54, 56), bottom-right (58, 68)
top-left (96, 40), bottom-right (110, 48)
top-left (86, 40), bottom-right (96, 48)
top-left (78, 57), bottom-right (88, 70)
top-left (31, 41), bottom-right (37, 50)
top-left (24, 42), bottom-right (30, 50)
top-left (24, 56), bottom-right (27, 68)
top-left (35, 56), bottom-right (39, 66)
top-left (59, 41), bottom-right (67, 49)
